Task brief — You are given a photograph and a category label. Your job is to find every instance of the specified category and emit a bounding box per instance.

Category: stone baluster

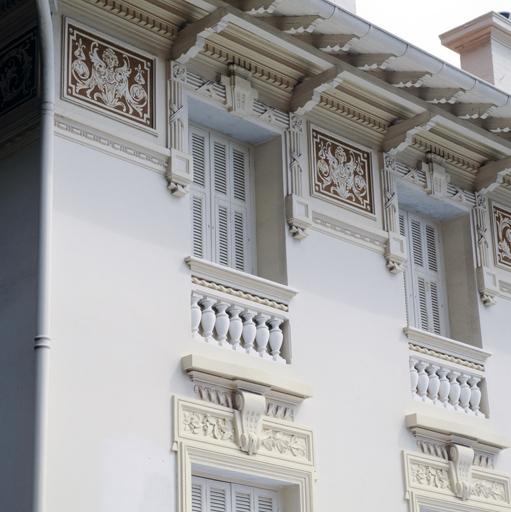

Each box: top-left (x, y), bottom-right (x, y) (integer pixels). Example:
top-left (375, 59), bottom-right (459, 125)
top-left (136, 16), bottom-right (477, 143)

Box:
top-left (426, 364), bottom-right (440, 404)
top-left (191, 292), bottom-right (203, 340)
top-left (468, 375), bottom-right (482, 415)
top-left (242, 309), bottom-right (257, 355)
top-left (410, 358), bottom-right (419, 397)
top-left (458, 374), bottom-right (471, 413)
top-left (227, 305), bottom-right (244, 352)
top-left (416, 361), bottom-right (429, 401)
top-left (448, 370), bottom-right (461, 409)
top-left (255, 313), bottom-right (271, 359)
top-left (437, 367), bottom-right (450, 407)
top-left (214, 301), bottom-right (230, 347)
top-left (200, 297), bottom-right (217, 343)
top-left (268, 317), bottom-right (284, 363)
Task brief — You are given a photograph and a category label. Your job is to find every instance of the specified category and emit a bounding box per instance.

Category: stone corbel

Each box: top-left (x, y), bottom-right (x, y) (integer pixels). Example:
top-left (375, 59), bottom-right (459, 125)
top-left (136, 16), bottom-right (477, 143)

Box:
top-left (423, 153), bottom-right (449, 199)
top-left (385, 233), bottom-right (407, 273)
top-left (286, 194), bottom-right (312, 240)
top-left (233, 389), bottom-right (266, 455)
top-left (449, 444), bottom-right (474, 500)
top-left (476, 266), bottom-right (498, 307)
top-left (220, 64), bottom-right (258, 118)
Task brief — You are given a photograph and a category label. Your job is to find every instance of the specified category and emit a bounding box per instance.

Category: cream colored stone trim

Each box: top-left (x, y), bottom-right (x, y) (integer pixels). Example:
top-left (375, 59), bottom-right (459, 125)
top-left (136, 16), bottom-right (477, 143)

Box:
top-left (404, 327), bottom-right (492, 367)
top-left (403, 450), bottom-right (511, 512)
top-left (191, 276), bottom-right (288, 312)
top-left (409, 343), bottom-right (485, 372)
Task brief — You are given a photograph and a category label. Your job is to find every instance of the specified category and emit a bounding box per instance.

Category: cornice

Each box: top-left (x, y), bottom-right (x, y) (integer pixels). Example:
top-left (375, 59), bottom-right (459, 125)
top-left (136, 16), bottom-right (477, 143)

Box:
top-left (81, 0), bottom-right (179, 40)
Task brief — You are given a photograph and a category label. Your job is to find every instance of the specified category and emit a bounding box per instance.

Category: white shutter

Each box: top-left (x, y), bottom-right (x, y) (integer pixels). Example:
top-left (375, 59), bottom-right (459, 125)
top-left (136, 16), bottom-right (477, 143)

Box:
top-left (401, 210), bottom-right (447, 336)
top-left (232, 484), bottom-right (253, 512)
top-left (192, 477), bottom-right (207, 512)
top-left (189, 126), bottom-right (254, 272)
top-left (208, 480), bottom-right (231, 512)
top-left (254, 488), bottom-right (277, 512)
top-left (190, 128), bottom-right (210, 261)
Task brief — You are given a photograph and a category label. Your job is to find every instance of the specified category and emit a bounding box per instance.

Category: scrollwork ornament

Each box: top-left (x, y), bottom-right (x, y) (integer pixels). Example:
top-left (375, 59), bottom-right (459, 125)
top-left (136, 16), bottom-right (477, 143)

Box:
top-left (290, 114), bottom-right (303, 133)
top-left (182, 411), bottom-right (234, 441)
top-left (261, 430), bottom-right (306, 457)
top-left (472, 479), bottom-right (506, 501)
top-left (66, 24), bottom-right (153, 127)
top-left (171, 61), bottom-right (187, 83)
top-left (384, 153), bottom-right (396, 172)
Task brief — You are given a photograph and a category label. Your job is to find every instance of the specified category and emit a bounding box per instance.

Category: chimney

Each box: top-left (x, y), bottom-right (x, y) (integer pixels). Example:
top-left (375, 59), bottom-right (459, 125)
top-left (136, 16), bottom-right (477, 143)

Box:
top-left (440, 11), bottom-right (511, 93)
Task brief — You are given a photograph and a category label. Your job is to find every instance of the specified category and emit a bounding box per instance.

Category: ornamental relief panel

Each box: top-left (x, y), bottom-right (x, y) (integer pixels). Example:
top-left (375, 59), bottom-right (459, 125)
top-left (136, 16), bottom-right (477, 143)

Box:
top-left (64, 21), bottom-right (154, 128)
top-left (174, 396), bottom-right (314, 465)
top-left (310, 127), bottom-right (373, 214)
top-left (0, 27), bottom-right (38, 117)
top-left (493, 205), bottom-right (511, 271)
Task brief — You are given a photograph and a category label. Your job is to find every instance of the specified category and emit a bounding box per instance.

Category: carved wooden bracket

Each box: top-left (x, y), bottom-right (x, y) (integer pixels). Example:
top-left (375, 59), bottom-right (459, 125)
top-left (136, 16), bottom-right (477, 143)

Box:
top-left (383, 111), bottom-right (439, 156)
top-left (449, 444), bottom-right (474, 500)
top-left (290, 66), bottom-right (346, 116)
top-left (233, 390), bottom-right (266, 455)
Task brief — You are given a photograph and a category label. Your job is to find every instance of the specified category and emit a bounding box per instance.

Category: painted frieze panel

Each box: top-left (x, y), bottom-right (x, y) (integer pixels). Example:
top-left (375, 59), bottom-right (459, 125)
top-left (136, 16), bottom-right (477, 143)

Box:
top-left (311, 127), bottom-right (373, 214)
top-left (493, 204), bottom-right (511, 271)
top-left (64, 21), bottom-right (154, 128)
top-left (0, 27), bottom-right (38, 117)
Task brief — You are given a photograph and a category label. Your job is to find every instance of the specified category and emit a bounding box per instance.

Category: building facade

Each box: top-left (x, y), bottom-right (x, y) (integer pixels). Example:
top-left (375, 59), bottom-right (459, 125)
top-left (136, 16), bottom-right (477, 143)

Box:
top-left (3, 1), bottom-right (511, 512)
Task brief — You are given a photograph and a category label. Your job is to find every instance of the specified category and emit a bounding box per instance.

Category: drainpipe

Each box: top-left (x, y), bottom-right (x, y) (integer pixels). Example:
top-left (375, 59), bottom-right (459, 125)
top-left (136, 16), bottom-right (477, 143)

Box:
top-left (33, 0), bottom-right (54, 511)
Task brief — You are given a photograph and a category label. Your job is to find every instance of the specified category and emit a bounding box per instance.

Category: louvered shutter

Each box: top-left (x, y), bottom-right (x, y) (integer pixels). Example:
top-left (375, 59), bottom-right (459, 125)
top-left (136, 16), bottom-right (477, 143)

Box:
top-left (190, 129), bottom-right (209, 261)
top-left (192, 477), bottom-right (207, 512)
top-left (232, 485), bottom-right (253, 512)
top-left (208, 480), bottom-right (231, 512)
top-left (189, 126), bottom-right (253, 273)
top-left (401, 210), bottom-right (447, 336)
top-left (254, 488), bottom-right (277, 512)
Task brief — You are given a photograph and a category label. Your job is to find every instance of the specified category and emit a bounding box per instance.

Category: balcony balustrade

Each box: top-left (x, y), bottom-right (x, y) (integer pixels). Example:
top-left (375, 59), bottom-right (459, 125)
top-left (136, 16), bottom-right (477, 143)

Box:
top-left (409, 356), bottom-right (485, 416)
top-left (191, 290), bottom-right (287, 363)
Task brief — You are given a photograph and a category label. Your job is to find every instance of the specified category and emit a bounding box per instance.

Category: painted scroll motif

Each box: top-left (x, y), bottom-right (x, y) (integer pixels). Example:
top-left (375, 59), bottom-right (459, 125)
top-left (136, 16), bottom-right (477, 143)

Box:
top-left (494, 205), bottom-right (511, 270)
top-left (311, 128), bottom-right (373, 213)
top-left (0, 28), bottom-right (38, 117)
top-left (65, 23), bottom-right (153, 127)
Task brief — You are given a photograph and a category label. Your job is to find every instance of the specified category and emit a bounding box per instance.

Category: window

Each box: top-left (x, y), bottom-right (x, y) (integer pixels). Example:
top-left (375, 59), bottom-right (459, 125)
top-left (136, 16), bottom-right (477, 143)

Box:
top-left (192, 476), bottom-right (279, 512)
top-left (190, 125), bottom-right (254, 274)
top-left (400, 209), bottom-right (448, 337)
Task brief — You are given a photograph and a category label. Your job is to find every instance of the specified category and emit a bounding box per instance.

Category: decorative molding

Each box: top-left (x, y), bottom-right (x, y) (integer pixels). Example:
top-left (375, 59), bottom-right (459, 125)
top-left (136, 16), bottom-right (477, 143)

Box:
top-left (174, 395), bottom-right (314, 464)
top-left (194, 384), bottom-right (233, 408)
top-left (493, 204), bottom-right (511, 271)
top-left (265, 402), bottom-right (294, 421)
top-left (286, 194), bottom-right (312, 240)
top-left (81, 0), bottom-right (178, 40)
top-left (290, 66), bottom-right (346, 115)
top-left (449, 444), bottom-right (474, 500)
top-left (403, 450), bottom-right (511, 512)
top-left (53, 119), bottom-right (169, 173)
top-left (261, 429), bottom-right (306, 457)
top-left (311, 216), bottom-right (386, 253)
top-left (64, 21), bottom-right (154, 128)
top-left (219, 63), bottom-right (258, 118)
top-left (409, 343), bottom-right (485, 372)
top-left (411, 462), bottom-right (452, 490)
top-left (311, 127), bottom-right (374, 214)
top-left (404, 327), bottom-right (491, 367)
top-left (233, 390), bottom-right (266, 455)
top-left (170, 9), bottom-right (230, 64)
top-left (191, 276), bottom-right (288, 312)
top-left (319, 95), bottom-right (388, 134)
top-left (383, 111), bottom-right (439, 156)
top-left (186, 256), bottom-right (299, 305)
top-left (183, 410), bottom-right (235, 441)
top-left (0, 27), bottom-right (38, 117)
top-left (417, 440), bottom-right (449, 461)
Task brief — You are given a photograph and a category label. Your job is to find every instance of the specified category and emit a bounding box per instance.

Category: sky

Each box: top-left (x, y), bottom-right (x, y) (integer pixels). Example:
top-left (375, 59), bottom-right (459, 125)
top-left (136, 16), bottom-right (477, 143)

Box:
top-left (335, 0), bottom-right (511, 67)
